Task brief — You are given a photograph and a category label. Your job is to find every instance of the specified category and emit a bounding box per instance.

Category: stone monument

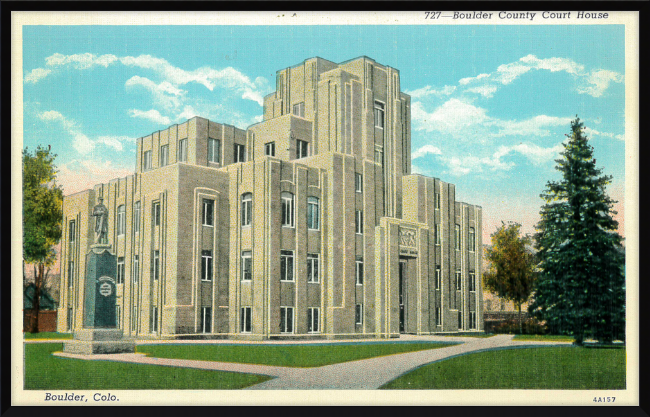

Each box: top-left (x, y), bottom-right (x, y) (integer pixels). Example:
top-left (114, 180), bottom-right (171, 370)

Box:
top-left (63, 198), bottom-right (135, 355)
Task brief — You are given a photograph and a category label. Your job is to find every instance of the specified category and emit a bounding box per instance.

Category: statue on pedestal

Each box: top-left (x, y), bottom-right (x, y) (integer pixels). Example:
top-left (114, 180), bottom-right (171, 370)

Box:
top-left (92, 197), bottom-right (109, 244)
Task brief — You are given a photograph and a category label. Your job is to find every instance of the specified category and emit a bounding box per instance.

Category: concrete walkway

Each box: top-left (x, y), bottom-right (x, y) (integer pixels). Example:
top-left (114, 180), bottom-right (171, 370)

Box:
top-left (52, 335), bottom-right (572, 390)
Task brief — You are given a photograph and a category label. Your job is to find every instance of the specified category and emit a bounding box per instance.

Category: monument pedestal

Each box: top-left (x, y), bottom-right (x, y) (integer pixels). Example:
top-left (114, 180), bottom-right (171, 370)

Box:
top-left (63, 329), bottom-right (135, 355)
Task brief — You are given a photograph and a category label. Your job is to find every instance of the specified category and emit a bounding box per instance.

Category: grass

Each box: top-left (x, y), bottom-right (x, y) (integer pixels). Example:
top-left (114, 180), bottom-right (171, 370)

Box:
top-left (512, 334), bottom-right (575, 342)
top-left (137, 342), bottom-right (455, 368)
top-left (24, 332), bottom-right (73, 340)
top-left (381, 346), bottom-right (626, 389)
top-left (24, 343), bottom-right (272, 390)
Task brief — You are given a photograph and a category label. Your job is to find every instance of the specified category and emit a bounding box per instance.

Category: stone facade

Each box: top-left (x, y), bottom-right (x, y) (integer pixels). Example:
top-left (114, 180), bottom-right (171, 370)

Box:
top-left (58, 56), bottom-right (483, 339)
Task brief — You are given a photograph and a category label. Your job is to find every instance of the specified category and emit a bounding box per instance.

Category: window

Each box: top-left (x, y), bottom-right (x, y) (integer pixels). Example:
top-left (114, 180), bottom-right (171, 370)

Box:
top-left (241, 251), bottom-right (252, 281)
top-left (355, 304), bottom-right (364, 325)
top-left (458, 311), bottom-right (463, 329)
top-left (374, 101), bottom-right (385, 129)
top-left (307, 197), bottom-right (319, 230)
top-left (307, 307), bottom-right (320, 333)
top-left (201, 307), bottom-right (212, 333)
top-left (265, 142), bottom-right (276, 157)
top-left (69, 220), bottom-right (76, 242)
top-left (131, 306), bottom-right (138, 331)
top-left (355, 210), bottom-right (363, 234)
top-left (356, 258), bottom-right (364, 285)
top-left (208, 138), bottom-right (220, 163)
top-left (435, 266), bottom-right (441, 290)
top-left (68, 261), bottom-right (74, 288)
top-left (160, 145), bottom-right (169, 166)
top-left (307, 253), bottom-right (320, 283)
top-left (435, 192), bottom-right (441, 210)
top-left (133, 201), bottom-right (141, 233)
top-left (240, 307), bottom-right (252, 333)
top-left (296, 140), bottom-right (308, 159)
top-left (152, 202), bottom-right (161, 226)
top-left (435, 307), bottom-right (441, 326)
top-left (455, 224), bottom-right (461, 251)
top-left (151, 306), bottom-right (158, 333)
top-left (435, 225), bottom-right (441, 245)
top-left (67, 307), bottom-right (73, 330)
top-left (117, 205), bottom-right (126, 236)
top-left (469, 271), bottom-right (476, 292)
top-left (132, 255), bottom-right (139, 284)
top-left (202, 199), bottom-right (214, 226)
top-left (292, 102), bottom-right (305, 118)
top-left (469, 311), bottom-right (477, 330)
top-left (280, 251), bottom-right (294, 282)
top-left (153, 250), bottom-right (160, 281)
top-left (143, 150), bottom-right (152, 170)
top-left (455, 270), bottom-right (461, 291)
top-left (355, 173), bottom-right (363, 193)
top-left (117, 257), bottom-right (125, 284)
top-left (241, 193), bottom-right (252, 226)
top-left (280, 307), bottom-right (294, 333)
top-left (281, 192), bottom-right (294, 227)
top-left (178, 139), bottom-right (187, 162)
top-left (201, 250), bottom-right (213, 282)
top-left (234, 143), bottom-right (245, 163)
top-left (374, 149), bottom-right (383, 165)
top-left (468, 227), bottom-right (475, 252)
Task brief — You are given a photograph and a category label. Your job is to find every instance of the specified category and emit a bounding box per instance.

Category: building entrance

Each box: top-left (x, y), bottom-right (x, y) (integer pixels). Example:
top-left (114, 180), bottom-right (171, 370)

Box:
top-left (399, 260), bottom-right (407, 333)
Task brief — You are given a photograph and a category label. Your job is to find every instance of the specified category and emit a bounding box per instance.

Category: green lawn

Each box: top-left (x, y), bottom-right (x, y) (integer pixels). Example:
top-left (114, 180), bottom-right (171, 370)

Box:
top-left (137, 342), bottom-right (455, 368)
top-left (24, 332), bottom-right (73, 340)
top-left (24, 343), bottom-right (271, 390)
top-left (512, 334), bottom-right (575, 342)
top-left (381, 346), bottom-right (626, 389)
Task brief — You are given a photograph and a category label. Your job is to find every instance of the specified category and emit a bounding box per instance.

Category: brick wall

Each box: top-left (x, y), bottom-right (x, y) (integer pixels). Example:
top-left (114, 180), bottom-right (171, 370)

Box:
top-left (23, 310), bottom-right (58, 333)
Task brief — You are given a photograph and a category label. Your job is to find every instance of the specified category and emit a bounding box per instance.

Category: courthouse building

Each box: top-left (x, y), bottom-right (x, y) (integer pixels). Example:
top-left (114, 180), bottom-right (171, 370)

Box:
top-left (58, 56), bottom-right (483, 339)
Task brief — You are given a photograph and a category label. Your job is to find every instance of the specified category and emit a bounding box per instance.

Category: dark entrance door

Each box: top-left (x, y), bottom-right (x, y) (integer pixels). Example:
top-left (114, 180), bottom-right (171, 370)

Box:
top-left (399, 260), bottom-right (407, 333)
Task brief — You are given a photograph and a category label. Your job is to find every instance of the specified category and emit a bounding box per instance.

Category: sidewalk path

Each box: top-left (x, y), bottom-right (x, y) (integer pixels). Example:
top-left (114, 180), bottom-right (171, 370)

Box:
top-left (52, 334), bottom-right (572, 390)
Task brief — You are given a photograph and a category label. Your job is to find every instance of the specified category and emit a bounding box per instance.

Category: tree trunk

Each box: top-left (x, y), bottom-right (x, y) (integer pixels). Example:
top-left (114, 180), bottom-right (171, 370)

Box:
top-left (518, 303), bottom-right (523, 334)
top-left (30, 263), bottom-right (44, 334)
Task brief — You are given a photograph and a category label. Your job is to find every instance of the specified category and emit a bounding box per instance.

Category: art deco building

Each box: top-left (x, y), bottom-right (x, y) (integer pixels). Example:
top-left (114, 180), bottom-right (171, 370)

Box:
top-left (58, 56), bottom-right (483, 339)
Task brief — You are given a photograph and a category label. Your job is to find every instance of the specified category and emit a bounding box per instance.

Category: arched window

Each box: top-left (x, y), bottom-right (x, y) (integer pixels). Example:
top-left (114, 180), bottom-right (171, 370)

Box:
top-left (307, 197), bottom-right (319, 230)
top-left (281, 192), bottom-right (294, 227)
top-left (241, 193), bottom-right (252, 226)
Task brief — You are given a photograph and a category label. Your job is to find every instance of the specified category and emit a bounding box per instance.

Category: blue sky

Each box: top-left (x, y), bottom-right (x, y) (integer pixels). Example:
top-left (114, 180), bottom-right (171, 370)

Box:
top-left (22, 25), bottom-right (626, 240)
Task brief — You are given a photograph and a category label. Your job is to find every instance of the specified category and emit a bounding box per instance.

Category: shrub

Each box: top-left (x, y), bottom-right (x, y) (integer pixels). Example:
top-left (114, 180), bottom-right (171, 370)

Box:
top-left (492, 318), bottom-right (548, 335)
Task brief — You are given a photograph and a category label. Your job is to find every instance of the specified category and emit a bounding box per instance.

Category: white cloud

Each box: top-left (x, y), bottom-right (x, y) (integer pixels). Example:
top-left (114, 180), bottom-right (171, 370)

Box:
top-left (519, 54), bottom-right (584, 75)
top-left (459, 73), bottom-right (489, 85)
top-left (465, 84), bottom-right (497, 98)
top-left (72, 133), bottom-right (95, 155)
top-left (583, 126), bottom-right (625, 141)
top-left (412, 145), bottom-right (442, 159)
top-left (495, 62), bottom-right (531, 85)
top-left (45, 52), bottom-right (118, 69)
top-left (405, 85), bottom-right (456, 98)
top-left (577, 69), bottom-right (624, 97)
top-left (125, 75), bottom-right (185, 112)
top-left (494, 115), bottom-right (573, 138)
top-left (24, 68), bottom-right (52, 84)
top-left (510, 143), bottom-right (564, 164)
top-left (128, 109), bottom-right (172, 125)
top-left (411, 99), bottom-right (488, 134)
top-left (58, 159), bottom-right (133, 195)
top-left (95, 136), bottom-right (133, 152)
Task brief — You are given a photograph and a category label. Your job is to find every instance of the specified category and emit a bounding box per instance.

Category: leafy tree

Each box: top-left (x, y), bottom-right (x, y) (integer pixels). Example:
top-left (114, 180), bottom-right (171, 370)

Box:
top-left (483, 222), bottom-right (536, 334)
top-left (23, 146), bottom-right (63, 333)
top-left (530, 117), bottom-right (625, 345)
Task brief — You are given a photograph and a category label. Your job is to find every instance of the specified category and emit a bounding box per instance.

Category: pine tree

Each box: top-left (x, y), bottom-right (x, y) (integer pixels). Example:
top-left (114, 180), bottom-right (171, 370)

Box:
top-left (530, 117), bottom-right (625, 344)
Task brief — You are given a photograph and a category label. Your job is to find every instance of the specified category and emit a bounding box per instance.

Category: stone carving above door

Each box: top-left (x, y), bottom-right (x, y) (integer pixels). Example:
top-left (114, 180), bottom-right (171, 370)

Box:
top-left (399, 227), bottom-right (417, 247)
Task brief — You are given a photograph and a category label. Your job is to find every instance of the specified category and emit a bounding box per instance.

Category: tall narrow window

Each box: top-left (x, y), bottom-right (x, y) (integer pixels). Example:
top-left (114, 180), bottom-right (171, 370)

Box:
top-left (202, 199), bottom-right (214, 226)
top-left (280, 307), bottom-right (294, 333)
top-left (143, 150), bottom-right (152, 170)
top-left (133, 201), bottom-right (141, 233)
top-left (435, 266), bottom-right (441, 290)
top-left (117, 257), bottom-right (125, 284)
top-left (435, 192), bottom-right (441, 210)
top-left (281, 192), bottom-right (294, 227)
top-left (355, 210), bottom-right (363, 234)
top-left (132, 306), bottom-right (138, 331)
top-left (265, 142), bottom-right (276, 157)
top-left (132, 255), bottom-right (139, 283)
top-left (241, 193), bottom-right (252, 226)
top-left (435, 225), bottom-right (441, 245)
top-left (280, 251), bottom-right (294, 282)
top-left (234, 143), bottom-right (245, 163)
top-left (469, 311), bottom-right (477, 330)
top-left (241, 251), bottom-right (252, 281)
top-left (296, 140), bottom-right (308, 159)
top-left (201, 307), bottom-right (212, 333)
top-left (153, 250), bottom-right (160, 281)
top-left (468, 227), bottom-right (475, 252)
top-left (117, 205), bottom-right (126, 236)
top-left (356, 257), bottom-right (364, 285)
top-left (458, 311), bottom-right (463, 329)
top-left (307, 253), bottom-right (320, 283)
top-left (374, 101), bottom-right (385, 129)
top-left (152, 202), bottom-right (161, 226)
top-left (455, 224), bottom-right (461, 251)
top-left (307, 197), bottom-right (319, 230)
top-left (160, 145), bottom-right (169, 166)
top-left (469, 271), bottom-right (476, 292)
top-left (435, 307), bottom-right (441, 326)
top-left (69, 220), bottom-right (76, 243)
top-left (151, 306), bottom-right (158, 333)
top-left (208, 138), bottom-right (220, 163)
top-left (67, 307), bottom-right (73, 330)
top-left (201, 250), bottom-right (213, 282)
top-left (355, 173), bottom-right (363, 193)
top-left (307, 307), bottom-right (320, 333)
top-left (68, 261), bottom-right (74, 288)
top-left (355, 304), bottom-right (364, 325)
top-left (240, 307), bottom-right (252, 333)
top-left (178, 139), bottom-right (187, 162)
top-left (292, 102), bottom-right (305, 118)
top-left (455, 270), bottom-right (462, 291)
top-left (375, 148), bottom-right (383, 165)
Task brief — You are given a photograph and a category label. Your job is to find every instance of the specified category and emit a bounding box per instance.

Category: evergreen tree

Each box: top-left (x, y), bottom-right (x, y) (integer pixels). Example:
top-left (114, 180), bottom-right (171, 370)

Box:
top-left (530, 117), bottom-right (625, 344)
